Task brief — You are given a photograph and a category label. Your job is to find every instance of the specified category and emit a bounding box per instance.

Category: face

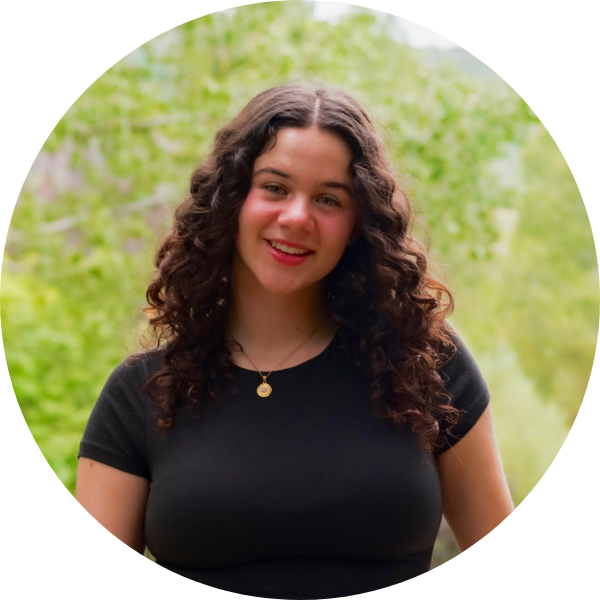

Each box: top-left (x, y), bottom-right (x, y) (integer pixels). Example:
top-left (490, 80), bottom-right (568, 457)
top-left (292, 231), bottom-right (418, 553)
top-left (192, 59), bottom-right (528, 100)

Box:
top-left (233, 127), bottom-right (357, 298)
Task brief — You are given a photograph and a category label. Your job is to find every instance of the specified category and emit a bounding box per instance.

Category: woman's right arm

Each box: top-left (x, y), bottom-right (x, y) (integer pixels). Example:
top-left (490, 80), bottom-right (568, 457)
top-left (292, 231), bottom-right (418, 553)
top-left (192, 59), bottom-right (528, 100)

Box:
top-left (76, 458), bottom-right (150, 554)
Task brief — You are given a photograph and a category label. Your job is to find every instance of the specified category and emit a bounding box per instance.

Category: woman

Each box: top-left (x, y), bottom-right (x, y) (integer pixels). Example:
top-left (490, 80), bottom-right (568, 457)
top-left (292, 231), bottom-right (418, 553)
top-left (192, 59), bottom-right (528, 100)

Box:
top-left (77, 82), bottom-right (514, 599)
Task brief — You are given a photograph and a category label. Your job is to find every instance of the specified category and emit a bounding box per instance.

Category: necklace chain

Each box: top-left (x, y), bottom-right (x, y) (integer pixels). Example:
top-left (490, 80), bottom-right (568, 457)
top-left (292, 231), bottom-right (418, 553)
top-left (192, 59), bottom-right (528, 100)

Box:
top-left (229, 317), bottom-right (326, 397)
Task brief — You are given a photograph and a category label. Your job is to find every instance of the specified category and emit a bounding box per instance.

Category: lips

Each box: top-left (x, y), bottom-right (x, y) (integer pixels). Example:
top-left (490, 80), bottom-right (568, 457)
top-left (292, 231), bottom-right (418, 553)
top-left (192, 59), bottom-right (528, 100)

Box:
top-left (265, 239), bottom-right (314, 266)
top-left (268, 240), bottom-right (311, 255)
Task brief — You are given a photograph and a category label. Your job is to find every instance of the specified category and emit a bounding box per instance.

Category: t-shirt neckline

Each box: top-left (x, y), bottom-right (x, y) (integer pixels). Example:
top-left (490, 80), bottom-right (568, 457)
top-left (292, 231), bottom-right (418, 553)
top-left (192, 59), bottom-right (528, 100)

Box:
top-left (232, 329), bottom-right (338, 375)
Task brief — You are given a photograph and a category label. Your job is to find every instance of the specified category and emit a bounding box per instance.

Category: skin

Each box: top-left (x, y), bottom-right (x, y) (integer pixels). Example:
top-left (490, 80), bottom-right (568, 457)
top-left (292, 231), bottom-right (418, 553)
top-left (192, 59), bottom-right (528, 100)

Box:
top-left (439, 406), bottom-right (514, 550)
top-left (234, 127), bottom-right (357, 300)
top-left (76, 458), bottom-right (149, 554)
top-left (77, 126), bottom-right (514, 556)
top-left (228, 127), bottom-right (357, 368)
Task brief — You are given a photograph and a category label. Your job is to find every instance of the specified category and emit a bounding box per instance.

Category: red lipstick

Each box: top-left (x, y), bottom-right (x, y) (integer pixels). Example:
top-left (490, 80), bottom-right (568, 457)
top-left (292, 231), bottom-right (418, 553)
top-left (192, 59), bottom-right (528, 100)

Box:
top-left (265, 239), bottom-right (314, 266)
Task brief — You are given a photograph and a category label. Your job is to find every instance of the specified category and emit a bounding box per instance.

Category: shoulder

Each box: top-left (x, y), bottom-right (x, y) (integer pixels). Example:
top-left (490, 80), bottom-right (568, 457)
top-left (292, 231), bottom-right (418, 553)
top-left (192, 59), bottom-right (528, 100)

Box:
top-left (79, 351), bottom-right (163, 478)
top-left (104, 349), bottom-right (164, 389)
top-left (438, 328), bottom-right (489, 403)
top-left (436, 326), bottom-right (491, 452)
top-left (93, 349), bottom-right (165, 417)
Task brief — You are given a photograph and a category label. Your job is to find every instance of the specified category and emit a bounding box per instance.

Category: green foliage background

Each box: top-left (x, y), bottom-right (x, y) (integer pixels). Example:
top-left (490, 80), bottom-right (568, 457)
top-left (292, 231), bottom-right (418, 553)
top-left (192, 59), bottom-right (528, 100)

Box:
top-left (2, 1), bottom-right (597, 566)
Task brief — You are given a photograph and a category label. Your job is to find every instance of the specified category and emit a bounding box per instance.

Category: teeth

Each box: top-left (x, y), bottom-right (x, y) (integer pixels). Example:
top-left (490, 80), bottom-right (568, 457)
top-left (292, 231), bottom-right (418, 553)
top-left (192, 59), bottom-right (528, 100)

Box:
top-left (270, 241), bottom-right (309, 255)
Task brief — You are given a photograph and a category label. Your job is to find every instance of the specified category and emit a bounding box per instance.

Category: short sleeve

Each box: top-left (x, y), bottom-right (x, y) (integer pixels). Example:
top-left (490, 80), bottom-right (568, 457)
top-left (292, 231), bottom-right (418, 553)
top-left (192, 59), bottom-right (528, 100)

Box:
top-left (78, 357), bottom-right (151, 478)
top-left (436, 332), bottom-right (490, 454)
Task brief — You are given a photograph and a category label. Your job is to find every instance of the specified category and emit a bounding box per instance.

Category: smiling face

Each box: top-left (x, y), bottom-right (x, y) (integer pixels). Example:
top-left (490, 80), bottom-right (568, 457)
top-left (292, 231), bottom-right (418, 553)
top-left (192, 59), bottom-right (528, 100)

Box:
top-left (233, 127), bottom-right (357, 298)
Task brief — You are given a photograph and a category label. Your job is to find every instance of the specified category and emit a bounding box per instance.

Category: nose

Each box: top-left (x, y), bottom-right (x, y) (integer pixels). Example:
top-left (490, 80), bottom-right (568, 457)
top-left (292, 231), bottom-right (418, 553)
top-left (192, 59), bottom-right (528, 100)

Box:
top-left (277, 194), bottom-right (314, 231)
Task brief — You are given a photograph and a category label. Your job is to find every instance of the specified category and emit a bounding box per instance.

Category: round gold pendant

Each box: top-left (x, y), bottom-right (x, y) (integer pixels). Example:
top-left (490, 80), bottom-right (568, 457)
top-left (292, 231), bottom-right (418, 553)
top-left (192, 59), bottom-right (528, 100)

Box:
top-left (257, 381), bottom-right (272, 397)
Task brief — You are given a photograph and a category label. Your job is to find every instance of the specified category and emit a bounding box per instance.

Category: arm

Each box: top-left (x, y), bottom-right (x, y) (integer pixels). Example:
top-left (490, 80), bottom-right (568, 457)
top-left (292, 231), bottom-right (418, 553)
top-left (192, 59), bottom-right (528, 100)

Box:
top-left (76, 458), bottom-right (150, 554)
top-left (438, 405), bottom-right (514, 551)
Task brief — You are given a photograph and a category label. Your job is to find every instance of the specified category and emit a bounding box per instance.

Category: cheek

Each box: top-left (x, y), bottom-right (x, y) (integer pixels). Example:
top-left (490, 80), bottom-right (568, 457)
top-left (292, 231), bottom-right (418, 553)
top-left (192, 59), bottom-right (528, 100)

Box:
top-left (238, 194), bottom-right (276, 235)
top-left (322, 215), bottom-right (356, 249)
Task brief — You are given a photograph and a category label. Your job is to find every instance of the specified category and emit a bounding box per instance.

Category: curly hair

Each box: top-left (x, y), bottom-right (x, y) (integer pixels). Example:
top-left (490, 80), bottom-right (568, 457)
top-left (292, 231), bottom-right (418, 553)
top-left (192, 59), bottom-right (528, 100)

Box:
top-left (143, 82), bottom-right (461, 452)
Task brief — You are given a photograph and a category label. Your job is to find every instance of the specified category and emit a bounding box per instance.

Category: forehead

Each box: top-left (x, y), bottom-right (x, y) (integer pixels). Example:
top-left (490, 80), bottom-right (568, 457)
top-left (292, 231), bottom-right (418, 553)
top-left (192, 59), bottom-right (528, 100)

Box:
top-left (254, 127), bottom-right (353, 181)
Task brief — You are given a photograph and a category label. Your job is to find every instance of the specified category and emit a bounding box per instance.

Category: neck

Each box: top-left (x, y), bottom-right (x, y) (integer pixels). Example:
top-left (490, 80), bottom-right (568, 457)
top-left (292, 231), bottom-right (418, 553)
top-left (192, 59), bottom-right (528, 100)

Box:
top-left (226, 273), bottom-right (333, 360)
top-left (228, 285), bottom-right (328, 350)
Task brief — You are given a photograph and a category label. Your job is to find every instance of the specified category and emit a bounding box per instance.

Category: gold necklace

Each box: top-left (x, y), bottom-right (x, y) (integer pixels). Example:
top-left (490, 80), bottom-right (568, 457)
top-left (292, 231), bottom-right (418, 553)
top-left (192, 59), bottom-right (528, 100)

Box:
top-left (229, 318), bottom-right (326, 397)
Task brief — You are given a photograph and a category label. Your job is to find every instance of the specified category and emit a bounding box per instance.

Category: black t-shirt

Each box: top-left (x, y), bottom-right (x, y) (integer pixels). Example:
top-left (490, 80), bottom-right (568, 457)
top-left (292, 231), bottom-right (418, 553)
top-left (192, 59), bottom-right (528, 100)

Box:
top-left (79, 333), bottom-right (489, 599)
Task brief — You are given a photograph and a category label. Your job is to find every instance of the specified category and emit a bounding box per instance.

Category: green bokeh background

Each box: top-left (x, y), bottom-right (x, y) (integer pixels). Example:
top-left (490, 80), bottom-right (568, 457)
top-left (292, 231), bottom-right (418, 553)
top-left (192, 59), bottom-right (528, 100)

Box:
top-left (2, 1), bottom-right (597, 567)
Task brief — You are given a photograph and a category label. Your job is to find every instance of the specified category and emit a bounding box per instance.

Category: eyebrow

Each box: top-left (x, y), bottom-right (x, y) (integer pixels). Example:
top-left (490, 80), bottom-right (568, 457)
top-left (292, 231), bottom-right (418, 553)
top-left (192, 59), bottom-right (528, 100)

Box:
top-left (253, 167), bottom-right (353, 196)
top-left (253, 167), bottom-right (290, 179)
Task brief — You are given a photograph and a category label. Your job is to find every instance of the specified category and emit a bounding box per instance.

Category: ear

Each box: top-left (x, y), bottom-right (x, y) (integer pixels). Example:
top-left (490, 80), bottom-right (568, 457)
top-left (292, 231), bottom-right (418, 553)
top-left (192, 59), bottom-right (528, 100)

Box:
top-left (347, 224), bottom-right (361, 246)
top-left (348, 216), bottom-right (361, 246)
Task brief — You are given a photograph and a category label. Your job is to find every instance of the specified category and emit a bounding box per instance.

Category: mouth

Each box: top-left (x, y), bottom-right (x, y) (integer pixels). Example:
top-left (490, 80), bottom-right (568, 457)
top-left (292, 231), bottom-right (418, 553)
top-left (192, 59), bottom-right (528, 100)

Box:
top-left (265, 239), bottom-right (314, 266)
top-left (267, 239), bottom-right (313, 256)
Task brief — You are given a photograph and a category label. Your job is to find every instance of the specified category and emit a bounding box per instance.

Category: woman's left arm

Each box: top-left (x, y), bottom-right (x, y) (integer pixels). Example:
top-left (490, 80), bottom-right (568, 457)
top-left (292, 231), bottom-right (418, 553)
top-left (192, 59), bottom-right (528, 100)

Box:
top-left (438, 405), bottom-right (514, 551)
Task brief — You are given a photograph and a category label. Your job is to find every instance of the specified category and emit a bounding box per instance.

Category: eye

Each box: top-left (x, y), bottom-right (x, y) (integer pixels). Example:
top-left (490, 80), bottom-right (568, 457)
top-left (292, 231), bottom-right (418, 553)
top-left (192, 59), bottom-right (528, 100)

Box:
top-left (317, 195), bottom-right (342, 207)
top-left (263, 183), bottom-right (287, 195)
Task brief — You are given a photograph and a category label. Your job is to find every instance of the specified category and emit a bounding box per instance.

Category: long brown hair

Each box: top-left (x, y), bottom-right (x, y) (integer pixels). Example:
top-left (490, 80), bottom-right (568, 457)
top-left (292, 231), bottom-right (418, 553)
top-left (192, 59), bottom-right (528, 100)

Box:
top-left (143, 82), bottom-right (460, 452)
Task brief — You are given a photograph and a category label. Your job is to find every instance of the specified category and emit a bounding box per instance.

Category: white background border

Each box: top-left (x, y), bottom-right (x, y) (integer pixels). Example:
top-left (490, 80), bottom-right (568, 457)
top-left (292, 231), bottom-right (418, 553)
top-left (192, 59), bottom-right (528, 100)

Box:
top-left (1, 1), bottom-right (598, 597)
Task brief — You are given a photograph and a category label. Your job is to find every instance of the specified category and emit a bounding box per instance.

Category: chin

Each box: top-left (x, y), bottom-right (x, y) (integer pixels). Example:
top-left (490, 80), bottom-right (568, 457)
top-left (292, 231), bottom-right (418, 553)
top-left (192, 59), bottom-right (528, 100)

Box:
top-left (262, 282), bottom-right (307, 297)
top-left (258, 275), bottom-right (319, 297)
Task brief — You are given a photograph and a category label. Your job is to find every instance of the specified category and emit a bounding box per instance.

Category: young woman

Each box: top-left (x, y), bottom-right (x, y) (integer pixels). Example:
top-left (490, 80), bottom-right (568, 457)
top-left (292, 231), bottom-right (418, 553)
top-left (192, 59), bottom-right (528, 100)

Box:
top-left (77, 82), bottom-right (514, 599)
